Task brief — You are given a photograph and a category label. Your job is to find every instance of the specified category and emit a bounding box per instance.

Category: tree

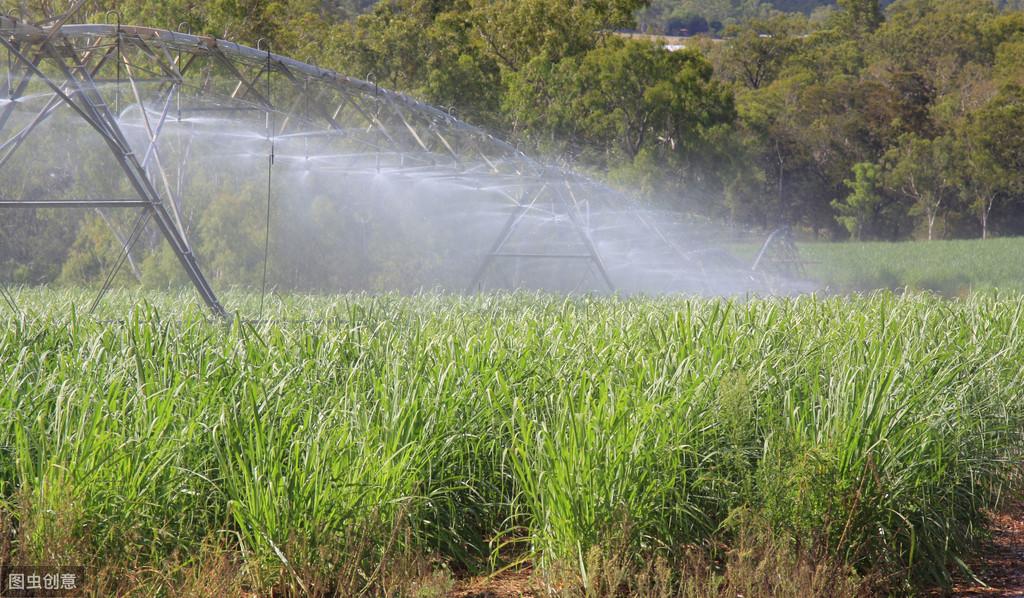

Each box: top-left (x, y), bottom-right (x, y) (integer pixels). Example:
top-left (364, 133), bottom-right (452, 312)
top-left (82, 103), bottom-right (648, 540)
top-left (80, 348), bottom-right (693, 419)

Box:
top-left (975, 87), bottom-right (1024, 194)
top-left (870, 0), bottom-right (997, 97)
top-left (59, 213), bottom-right (141, 286)
top-left (507, 38), bottom-right (734, 172)
top-left (335, 2), bottom-right (437, 93)
top-left (832, 162), bottom-right (884, 240)
top-left (467, 0), bottom-right (649, 72)
top-left (883, 134), bottom-right (957, 240)
top-left (717, 15), bottom-right (807, 90)
top-left (966, 86), bottom-right (1024, 236)
top-left (836, 0), bottom-right (883, 35)
top-left (953, 127), bottom-right (1003, 239)
top-left (664, 13), bottom-right (709, 36)
top-left (735, 71), bottom-right (827, 229)
top-left (197, 186), bottom-right (271, 285)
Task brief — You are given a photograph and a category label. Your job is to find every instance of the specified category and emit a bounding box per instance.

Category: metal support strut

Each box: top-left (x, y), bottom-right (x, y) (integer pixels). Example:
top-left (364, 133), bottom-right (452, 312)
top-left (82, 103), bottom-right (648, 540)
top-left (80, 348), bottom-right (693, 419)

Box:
top-left (0, 25), bottom-right (228, 318)
top-left (0, 15), bottom-right (642, 316)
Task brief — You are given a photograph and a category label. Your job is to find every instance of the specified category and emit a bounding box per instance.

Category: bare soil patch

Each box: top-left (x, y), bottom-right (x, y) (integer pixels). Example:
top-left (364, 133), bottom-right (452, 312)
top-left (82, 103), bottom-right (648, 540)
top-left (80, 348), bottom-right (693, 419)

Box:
top-left (449, 568), bottom-right (541, 598)
top-left (951, 498), bottom-right (1024, 597)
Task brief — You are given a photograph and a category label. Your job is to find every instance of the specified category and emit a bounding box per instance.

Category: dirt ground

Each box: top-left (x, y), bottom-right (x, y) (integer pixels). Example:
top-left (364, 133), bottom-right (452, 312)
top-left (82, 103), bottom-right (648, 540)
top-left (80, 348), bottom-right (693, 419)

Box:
top-left (447, 500), bottom-right (1024, 598)
top-left (951, 499), bottom-right (1024, 597)
top-left (449, 568), bottom-right (541, 598)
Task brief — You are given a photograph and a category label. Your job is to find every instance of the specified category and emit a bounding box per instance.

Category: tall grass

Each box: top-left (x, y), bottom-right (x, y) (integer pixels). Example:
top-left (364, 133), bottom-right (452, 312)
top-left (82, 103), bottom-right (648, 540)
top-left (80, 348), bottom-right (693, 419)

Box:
top-left (0, 289), bottom-right (1022, 595)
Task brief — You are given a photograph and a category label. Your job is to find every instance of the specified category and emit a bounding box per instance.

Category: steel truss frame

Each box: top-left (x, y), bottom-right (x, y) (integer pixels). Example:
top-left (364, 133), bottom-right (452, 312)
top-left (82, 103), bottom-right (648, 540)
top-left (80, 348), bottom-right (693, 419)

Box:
top-left (752, 226), bottom-right (808, 280)
top-left (0, 15), bottom-right (634, 316)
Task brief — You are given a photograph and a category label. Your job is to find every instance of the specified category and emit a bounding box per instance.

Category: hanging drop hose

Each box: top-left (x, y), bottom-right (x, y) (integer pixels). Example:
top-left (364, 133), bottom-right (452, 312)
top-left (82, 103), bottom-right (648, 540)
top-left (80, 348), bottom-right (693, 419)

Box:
top-left (258, 42), bottom-right (274, 320)
top-left (107, 10), bottom-right (121, 114)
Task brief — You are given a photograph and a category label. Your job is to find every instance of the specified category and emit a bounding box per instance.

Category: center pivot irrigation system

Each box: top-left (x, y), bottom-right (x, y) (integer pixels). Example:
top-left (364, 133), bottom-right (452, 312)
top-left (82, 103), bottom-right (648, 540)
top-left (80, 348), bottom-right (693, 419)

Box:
top-left (0, 10), bottom-right (808, 318)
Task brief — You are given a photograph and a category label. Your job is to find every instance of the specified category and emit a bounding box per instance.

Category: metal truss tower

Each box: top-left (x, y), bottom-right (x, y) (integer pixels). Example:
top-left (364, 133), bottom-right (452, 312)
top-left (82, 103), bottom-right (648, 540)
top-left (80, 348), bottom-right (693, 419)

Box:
top-left (0, 14), bottom-right (627, 316)
top-left (1, 10), bottom-right (809, 316)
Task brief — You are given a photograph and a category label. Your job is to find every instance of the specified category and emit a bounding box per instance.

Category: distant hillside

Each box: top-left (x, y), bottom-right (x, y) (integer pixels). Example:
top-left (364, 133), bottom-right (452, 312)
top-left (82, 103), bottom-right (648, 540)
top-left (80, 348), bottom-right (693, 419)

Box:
top-left (636, 0), bottom-right (890, 35)
top-left (321, 0), bottom-right (379, 19)
top-left (341, 0), bottom-right (1017, 35)
top-left (638, 0), bottom-right (1021, 36)
top-left (771, 0), bottom-right (839, 13)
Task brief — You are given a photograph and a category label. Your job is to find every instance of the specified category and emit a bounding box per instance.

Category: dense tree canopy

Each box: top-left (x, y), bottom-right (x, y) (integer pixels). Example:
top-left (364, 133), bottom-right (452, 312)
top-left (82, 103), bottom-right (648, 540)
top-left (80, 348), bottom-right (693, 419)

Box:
top-left (682, 0), bottom-right (1024, 239)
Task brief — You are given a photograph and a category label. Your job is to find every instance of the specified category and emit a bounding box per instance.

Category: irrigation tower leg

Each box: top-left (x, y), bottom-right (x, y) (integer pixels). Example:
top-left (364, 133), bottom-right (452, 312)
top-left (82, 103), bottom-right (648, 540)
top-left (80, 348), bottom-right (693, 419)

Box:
top-left (555, 182), bottom-right (615, 292)
top-left (0, 35), bottom-right (228, 318)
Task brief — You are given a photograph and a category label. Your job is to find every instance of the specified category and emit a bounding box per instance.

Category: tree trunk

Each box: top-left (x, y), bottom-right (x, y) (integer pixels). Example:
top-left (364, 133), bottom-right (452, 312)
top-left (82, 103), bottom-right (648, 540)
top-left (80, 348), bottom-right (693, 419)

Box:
top-left (775, 141), bottom-right (785, 221)
top-left (979, 195), bottom-right (993, 240)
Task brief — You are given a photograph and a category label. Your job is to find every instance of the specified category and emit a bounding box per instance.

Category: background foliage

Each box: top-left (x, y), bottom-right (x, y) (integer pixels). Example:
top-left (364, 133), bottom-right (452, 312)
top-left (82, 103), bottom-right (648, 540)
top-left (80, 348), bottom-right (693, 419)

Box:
top-left (2, 0), bottom-right (1024, 287)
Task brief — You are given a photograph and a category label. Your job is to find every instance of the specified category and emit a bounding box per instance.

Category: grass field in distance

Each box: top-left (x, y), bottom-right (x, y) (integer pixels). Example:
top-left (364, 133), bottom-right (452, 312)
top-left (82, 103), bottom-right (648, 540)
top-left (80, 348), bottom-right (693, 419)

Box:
top-left (798, 236), bottom-right (1024, 294)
